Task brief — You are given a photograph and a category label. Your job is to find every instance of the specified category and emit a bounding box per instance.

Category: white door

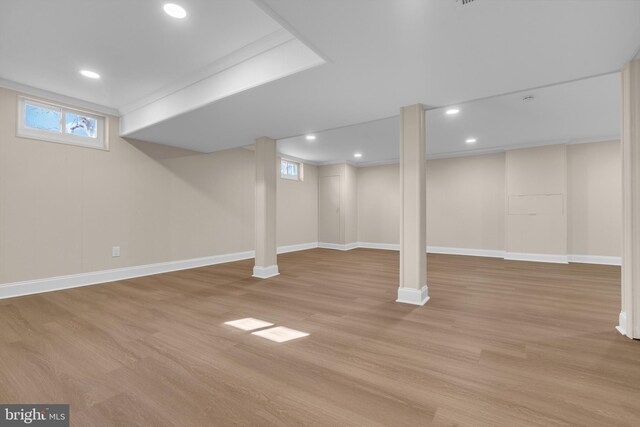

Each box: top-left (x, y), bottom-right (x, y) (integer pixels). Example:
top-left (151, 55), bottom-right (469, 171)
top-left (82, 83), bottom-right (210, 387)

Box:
top-left (319, 175), bottom-right (341, 244)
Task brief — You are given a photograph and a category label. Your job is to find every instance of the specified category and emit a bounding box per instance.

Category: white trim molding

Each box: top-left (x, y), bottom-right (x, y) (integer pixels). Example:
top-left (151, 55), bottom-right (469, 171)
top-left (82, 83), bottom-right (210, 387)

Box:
top-left (318, 242), bottom-right (358, 251)
top-left (353, 242), bottom-right (618, 266)
top-left (17, 96), bottom-right (108, 151)
top-left (0, 242), bottom-right (320, 300)
top-left (0, 77), bottom-right (119, 117)
top-left (350, 243), bottom-right (619, 267)
top-left (357, 242), bottom-right (400, 251)
top-left (119, 29), bottom-right (296, 115)
top-left (277, 242), bottom-right (318, 254)
top-left (0, 242), bottom-right (621, 300)
top-left (396, 286), bottom-right (429, 306)
top-left (252, 265), bottom-right (280, 279)
top-left (344, 242), bottom-right (359, 250)
top-left (616, 311), bottom-right (627, 336)
top-left (120, 37), bottom-right (325, 138)
top-left (504, 252), bottom-right (569, 264)
top-left (0, 250), bottom-right (255, 300)
top-left (427, 246), bottom-right (505, 258)
top-left (568, 254), bottom-right (622, 266)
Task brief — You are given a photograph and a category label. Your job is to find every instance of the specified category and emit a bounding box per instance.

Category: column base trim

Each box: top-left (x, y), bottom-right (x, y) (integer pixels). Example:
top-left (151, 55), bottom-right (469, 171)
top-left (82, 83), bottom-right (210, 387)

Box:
top-left (396, 285), bottom-right (429, 306)
top-left (616, 311), bottom-right (628, 336)
top-left (252, 264), bottom-right (280, 279)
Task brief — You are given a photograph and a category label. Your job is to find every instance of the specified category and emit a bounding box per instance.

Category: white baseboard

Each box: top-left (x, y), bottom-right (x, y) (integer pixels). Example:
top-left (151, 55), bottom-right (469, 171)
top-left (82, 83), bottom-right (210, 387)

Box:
top-left (344, 242), bottom-right (359, 250)
top-left (358, 242), bottom-right (619, 266)
top-left (252, 264), bottom-right (280, 279)
top-left (0, 242), bottom-right (320, 300)
top-left (0, 250), bottom-right (256, 300)
top-left (504, 252), bottom-right (569, 264)
top-left (568, 254), bottom-right (622, 266)
top-left (357, 242), bottom-right (400, 251)
top-left (277, 242), bottom-right (318, 254)
top-left (396, 285), bottom-right (429, 306)
top-left (616, 311), bottom-right (628, 336)
top-left (318, 242), bottom-right (358, 251)
top-left (0, 241), bottom-right (620, 300)
top-left (318, 242), bottom-right (342, 250)
top-left (358, 242), bottom-right (618, 266)
top-left (427, 246), bottom-right (505, 258)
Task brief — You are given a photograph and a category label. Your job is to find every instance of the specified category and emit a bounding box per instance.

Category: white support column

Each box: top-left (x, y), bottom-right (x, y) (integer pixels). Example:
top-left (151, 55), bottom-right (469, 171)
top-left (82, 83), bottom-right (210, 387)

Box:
top-left (619, 59), bottom-right (640, 338)
top-left (397, 104), bottom-right (429, 305)
top-left (253, 137), bottom-right (279, 279)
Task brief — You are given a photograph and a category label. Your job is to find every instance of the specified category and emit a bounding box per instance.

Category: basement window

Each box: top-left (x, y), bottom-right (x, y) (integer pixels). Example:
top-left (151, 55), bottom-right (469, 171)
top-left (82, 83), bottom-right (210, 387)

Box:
top-left (281, 158), bottom-right (303, 181)
top-left (17, 96), bottom-right (107, 150)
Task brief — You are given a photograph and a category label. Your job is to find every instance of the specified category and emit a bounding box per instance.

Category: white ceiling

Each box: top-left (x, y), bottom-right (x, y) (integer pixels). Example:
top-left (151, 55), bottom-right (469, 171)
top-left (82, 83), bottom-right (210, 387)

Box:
top-left (277, 73), bottom-right (621, 165)
top-left (0, 0), bottom-right (282, 108)
top-left (126, 0), bottom-right (640, 153)
top-left (1, 0), bottom-right (639, 160)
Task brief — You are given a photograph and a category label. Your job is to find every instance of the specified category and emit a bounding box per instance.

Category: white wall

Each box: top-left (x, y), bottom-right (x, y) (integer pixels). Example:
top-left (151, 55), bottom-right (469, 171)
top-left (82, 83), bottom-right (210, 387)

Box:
top-left (357, 164), bottom-right (399, 244)
top-left (505, 145), bottom-right (567, 256)
top-left (318, 163), bottom-right (357, 245)
top-left (568, 141), bottom-right (621, 257)
top-left (357, 141), bottom-right (621, 259)
top-left (357, 154), bottom-right (505, 250)
top-left (0, 83), bottom-right (623, 289)
top-left (277, 158), bottom-right (318, 247)
top-left (0, 87), bottom-right (319, 285)
top-left (344, 163), bottom-right (358, 245)
top-left (427, 153), bottom-right (505, 251)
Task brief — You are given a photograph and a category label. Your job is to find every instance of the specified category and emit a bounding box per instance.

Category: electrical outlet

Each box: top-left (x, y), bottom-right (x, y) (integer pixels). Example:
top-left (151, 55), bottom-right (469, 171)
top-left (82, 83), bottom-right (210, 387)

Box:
top-left (112, 246), bottom-right (120, 257)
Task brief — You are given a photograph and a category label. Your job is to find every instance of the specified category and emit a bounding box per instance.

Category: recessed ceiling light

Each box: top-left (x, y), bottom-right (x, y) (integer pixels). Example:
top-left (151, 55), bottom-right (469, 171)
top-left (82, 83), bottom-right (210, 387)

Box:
top-left (465, 138), bottom-right (477, 144)
top-left (522, 95), bottom-right (535, 102)
top-left (445, 108), bottom-right (460, 115)
top-left (305, 135), bottom-right (316, 141)
top-left (80, 70), bottom-right (100, 79)
top-left (354, 153), bottom-right (363, 158)
top-left (164, 3), bottom-right (187, 19)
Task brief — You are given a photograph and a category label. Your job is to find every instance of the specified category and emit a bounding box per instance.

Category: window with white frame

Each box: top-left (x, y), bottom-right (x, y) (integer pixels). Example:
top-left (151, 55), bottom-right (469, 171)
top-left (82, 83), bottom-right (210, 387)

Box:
top-left (17, 96), bottom-right (107, 150)
top-left (280, 158), bottom-right (303, 181)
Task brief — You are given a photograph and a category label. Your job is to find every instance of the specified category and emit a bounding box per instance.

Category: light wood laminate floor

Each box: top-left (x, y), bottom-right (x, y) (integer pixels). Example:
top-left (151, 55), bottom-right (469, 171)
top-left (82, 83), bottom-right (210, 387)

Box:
top-left (0, 249), bottom-right (638, 426)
